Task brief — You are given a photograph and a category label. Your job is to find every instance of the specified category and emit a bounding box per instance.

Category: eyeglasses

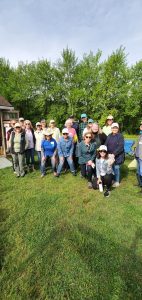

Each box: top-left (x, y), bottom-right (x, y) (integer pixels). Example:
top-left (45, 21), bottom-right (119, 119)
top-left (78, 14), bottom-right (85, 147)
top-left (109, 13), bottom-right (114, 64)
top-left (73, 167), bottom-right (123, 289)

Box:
top-left (15, 126), bottom-right (20, 129)
top-left (99, 150), bottom-right (107, 153)
top-left (63, 133), bottom-right (68, 135)
top-left (85, 136), bottom-right (91, 139)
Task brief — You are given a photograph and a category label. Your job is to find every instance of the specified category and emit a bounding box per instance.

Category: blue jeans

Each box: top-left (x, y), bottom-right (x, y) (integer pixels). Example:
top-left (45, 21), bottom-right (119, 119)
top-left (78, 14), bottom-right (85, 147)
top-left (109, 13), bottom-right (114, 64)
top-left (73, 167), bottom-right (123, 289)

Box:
top-left (113, 164), bottom-right (120, 183)
top-left (137, 158), bottom-right (142, 176)
top-left (25, 148), bottom-right (35, 166)
top-left (37, 151), bottom-right (41, 163)
top-left (41, 155), bottom-right (56, 175)
top-left (57, 156), bottom-right (75, 174)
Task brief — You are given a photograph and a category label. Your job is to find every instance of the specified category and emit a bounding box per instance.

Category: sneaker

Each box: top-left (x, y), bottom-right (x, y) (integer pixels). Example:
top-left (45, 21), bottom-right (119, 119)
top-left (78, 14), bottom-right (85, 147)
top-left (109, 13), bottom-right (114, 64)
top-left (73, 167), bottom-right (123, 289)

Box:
top-left (72, 171), bottom-right (77, 176)
top-left (41, 174), bottom-right (45, 178)
top-left (88, 182), bottom-right (93, 189)
top-left (54, 173), bottom-right (60, 178)
top-left (16, 174), bottom-right (20, 178)
top-left (104, 190), bottom-right (110, 197)
top-left (21, 172), bottom-right (25, 177)
top-left (112, 182), bottom-right (120, 188)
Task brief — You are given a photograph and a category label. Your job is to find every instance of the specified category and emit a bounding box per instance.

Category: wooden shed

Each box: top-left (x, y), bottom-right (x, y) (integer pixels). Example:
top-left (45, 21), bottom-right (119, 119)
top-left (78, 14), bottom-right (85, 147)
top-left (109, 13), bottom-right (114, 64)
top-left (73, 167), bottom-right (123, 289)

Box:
top-left (0, 96), bottom-right (19, 156)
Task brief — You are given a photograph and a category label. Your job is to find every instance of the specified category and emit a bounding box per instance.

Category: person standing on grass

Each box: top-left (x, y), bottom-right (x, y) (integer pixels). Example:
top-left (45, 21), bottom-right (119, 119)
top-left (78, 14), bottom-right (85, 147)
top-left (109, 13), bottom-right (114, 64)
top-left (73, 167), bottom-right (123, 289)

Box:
top-left (78, 131), bottom-right (96, 189)
top-left (41, 129), bottom-right (57, 178)
top-left (55, 128), bottom-right (76, 177)
top-left (135, 121), bottom-right (142, 192)
top-left (9, 123), bottom-right (28, 177)
top-left (96, 145), bottom-right (114, 197)
top-left (34, 122), bottom-right (43, 165)
top-left (79, 113), bottom-right (88, 141)
top-left (49, 119), bottom-right (61, 142)
top-left (105, 123), bottom-right (125, 187)
top-left (25, 120), bottom-right (36, 171)
top-left (103, 115), bottom-right (114, 136)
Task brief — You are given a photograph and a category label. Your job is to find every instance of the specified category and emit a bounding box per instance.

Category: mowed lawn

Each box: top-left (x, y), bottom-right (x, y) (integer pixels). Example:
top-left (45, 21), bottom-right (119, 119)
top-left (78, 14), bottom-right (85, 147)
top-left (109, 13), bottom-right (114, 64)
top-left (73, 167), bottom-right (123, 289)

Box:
top-left (0, 159), bottom-right (142, 300)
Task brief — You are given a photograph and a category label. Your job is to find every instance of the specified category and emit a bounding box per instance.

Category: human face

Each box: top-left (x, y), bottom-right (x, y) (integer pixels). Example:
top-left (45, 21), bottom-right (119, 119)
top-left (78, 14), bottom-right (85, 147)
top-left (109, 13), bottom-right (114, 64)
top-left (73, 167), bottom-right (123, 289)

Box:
top-left (84, 135), bottom-right (92, 143)
top-left (25, 122), bottom-right (31, 129)
top-left (50, 122), bottom-right (55, 128)
top-left (37, 125), bottom-right (41, 130)
top-left (88, 122), bottom-right (93, 128)
top-left (45, 134), bottom-right (52, 140)
top-left (111, 126), bottom-right (119, 134)
top-left (15, 126), bottom-right (21, 132)
top-left (82, 117), bottom-right (87, 123)
top-left (41, 122), bottom-right (46, 129)
top-left (63, 133), bottom-right (69, 139)
top-left (99, 150), bottom-right (107, 158)
top-left (107, 119), bottom-right (113, 125)
top-left (11, 121), bottom-right (16, 128)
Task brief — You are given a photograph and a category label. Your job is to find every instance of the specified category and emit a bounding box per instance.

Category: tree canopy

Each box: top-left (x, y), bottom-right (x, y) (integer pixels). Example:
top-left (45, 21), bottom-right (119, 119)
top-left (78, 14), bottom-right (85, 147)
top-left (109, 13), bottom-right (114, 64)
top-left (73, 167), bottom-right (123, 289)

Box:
top-left (0, 47), bottom-right (142, 132)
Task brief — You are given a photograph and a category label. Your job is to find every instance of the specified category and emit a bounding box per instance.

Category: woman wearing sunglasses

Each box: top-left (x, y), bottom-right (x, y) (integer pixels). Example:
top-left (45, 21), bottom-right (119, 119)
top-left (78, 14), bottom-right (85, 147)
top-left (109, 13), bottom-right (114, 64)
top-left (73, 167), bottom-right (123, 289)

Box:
top-left (96, 145), bottom-right (114, 197)
top-left (25, 120), bottom-right (36, 171)
top-left (78, 132), bottom-right (96, 188)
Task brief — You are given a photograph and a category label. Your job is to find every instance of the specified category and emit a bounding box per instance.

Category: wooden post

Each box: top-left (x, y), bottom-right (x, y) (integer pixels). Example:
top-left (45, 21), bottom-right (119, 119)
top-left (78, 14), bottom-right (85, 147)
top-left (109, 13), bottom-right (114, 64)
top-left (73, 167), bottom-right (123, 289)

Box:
top-left (0, 111), bottom-right (6, 156)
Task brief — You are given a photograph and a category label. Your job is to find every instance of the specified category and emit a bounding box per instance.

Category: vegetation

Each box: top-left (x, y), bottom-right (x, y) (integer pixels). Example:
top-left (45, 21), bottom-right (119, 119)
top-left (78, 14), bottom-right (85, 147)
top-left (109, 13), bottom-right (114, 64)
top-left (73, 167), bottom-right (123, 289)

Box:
top-left (0, 47), bottom-right (142, 132)
top-left (0, 159), bottom-right (142, 299)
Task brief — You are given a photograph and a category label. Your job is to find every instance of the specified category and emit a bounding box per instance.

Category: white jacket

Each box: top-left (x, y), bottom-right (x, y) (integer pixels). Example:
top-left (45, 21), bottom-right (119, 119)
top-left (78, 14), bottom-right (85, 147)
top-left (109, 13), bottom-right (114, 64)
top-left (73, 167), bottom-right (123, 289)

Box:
top-left (34, 130), bottom-right (43, 151)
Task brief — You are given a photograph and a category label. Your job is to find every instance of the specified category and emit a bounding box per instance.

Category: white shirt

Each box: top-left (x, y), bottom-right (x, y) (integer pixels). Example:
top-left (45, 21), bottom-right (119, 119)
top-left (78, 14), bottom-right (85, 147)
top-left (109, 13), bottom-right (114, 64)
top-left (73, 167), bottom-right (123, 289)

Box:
top-left (100, 158), bottom-right (105, 176)
top-left (34, 130), bottom-right (43, 151)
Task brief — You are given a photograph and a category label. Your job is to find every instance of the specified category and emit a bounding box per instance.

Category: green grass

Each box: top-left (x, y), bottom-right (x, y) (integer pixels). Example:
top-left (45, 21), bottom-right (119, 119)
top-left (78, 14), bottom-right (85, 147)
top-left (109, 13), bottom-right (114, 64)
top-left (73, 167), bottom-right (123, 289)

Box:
top-left (0, 159), bottom-right (142, 300)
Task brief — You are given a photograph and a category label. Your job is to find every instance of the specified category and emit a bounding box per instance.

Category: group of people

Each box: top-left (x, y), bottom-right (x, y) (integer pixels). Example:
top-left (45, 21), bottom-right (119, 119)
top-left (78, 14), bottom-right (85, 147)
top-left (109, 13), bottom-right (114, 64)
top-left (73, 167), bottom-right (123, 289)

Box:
top-left (6, 114), bottom-right (142, 197)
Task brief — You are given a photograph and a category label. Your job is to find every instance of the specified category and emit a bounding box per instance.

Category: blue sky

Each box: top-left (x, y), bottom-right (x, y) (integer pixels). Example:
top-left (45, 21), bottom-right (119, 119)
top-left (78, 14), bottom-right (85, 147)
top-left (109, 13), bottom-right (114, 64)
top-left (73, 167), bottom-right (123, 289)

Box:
top-left (0, 0), bottom-right (142, 66)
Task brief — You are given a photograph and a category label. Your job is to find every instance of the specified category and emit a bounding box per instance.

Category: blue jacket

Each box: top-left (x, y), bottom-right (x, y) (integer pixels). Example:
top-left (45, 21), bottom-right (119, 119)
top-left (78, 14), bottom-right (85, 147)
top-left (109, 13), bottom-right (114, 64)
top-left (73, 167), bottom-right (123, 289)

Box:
top-left (41, 138), bottom-right (57, 157)
top-left (105, 133), bottom-right (125, 165)
top-left (57, 136), bottom-right (74, 157)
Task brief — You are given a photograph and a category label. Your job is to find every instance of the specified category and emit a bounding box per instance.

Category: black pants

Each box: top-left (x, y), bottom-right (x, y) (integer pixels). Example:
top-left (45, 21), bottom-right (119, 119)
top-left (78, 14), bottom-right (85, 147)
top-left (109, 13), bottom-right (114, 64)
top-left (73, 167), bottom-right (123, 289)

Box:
top-left (80, 164), bottom-right (94, 182)
top-left (101, 174), bottom-right (113, 190)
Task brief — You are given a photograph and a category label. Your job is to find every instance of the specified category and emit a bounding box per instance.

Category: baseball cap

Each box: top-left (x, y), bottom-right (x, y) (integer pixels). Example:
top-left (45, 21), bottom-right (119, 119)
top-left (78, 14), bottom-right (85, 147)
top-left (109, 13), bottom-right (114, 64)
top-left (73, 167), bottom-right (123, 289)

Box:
top-left (19, 117), bottom-right (24, 122)
top-left (99, 145), bottom-right (107, 152)
top-left (15, 122), bottom-right (21, 128)
top-left (107, 115), bottom-right (114, 120)
top-left (36, 122), bottom-right (41, 126)
top-left (62, 128), bottom-right (69, 134)
top-left (81, 113), bottom-right (87, 118)
top-left (88, 119), bottom-right (94, 123)
top-left (111, 122), bottom-right (119, 128)
top-left (49, 119), bottom-right (55, 124)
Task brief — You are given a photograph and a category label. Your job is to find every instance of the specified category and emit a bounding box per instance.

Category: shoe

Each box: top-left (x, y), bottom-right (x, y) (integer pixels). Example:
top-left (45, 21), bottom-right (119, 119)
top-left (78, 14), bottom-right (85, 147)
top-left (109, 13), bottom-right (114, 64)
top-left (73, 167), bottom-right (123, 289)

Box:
top-left (54, 173), bottom-right (60, 177)
top-left (104, 190), bottom-right (110, 197)
top-left (21, 172), bottom-right (25, 177)
top-left (41, 174), bottom-right (45, 178)
top-left (72, 171), bottom-right (77, 176)
top-left (112, 182), bottom-right (120, 188)
top-left (88, 182), bottom-right (93, 189)
top-left (16, 174), bottom-right (20, 178)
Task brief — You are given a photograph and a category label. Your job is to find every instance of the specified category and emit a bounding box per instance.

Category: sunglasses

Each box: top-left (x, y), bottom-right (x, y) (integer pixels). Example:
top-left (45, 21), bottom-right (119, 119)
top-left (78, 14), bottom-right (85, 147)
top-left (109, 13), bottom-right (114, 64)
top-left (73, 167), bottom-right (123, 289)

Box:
top-left (63, 133), bottom-right (68, 135)
top-left (85, 136), bottom-right (91, 139)
top-left (99, 150), bottom-right (107, 153)
top-left (15, 126), bottom-right (20, 129)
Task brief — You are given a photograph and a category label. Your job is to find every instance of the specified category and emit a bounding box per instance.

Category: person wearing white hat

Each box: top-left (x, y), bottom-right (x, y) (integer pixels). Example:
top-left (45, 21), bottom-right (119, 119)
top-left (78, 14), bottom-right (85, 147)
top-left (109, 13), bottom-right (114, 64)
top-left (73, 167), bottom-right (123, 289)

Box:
top-left (9, 123), bottom-right (28, 177)
top-left (19, 117), bottom-right (25, 130)
top-left (49, 119), bottom-right (61, 142)
top-left (105, 123), bottom-right (124, 187)
top-left (96, 145), bottom-right (114, 197)
top-left (103, 115), bottom-right (114, 136)
top-left (34, 122), bottom-right (43, 165)
top-left (41, 129), bottom-right (57, 177)
top-left (55, 128), bottom-right (76, 177)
